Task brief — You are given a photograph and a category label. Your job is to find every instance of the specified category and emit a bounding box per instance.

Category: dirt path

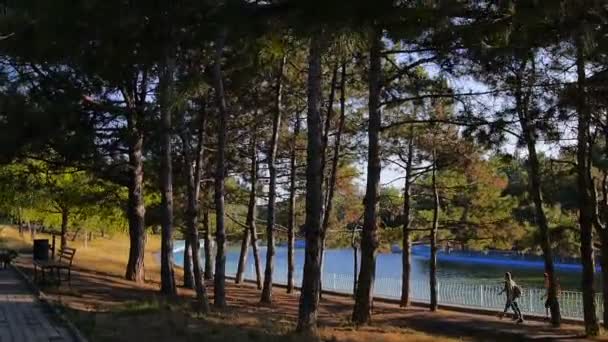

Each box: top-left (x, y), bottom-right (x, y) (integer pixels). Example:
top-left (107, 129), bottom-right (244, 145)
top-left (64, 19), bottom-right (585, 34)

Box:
top-left (209, 279), bottom-right (592, 341)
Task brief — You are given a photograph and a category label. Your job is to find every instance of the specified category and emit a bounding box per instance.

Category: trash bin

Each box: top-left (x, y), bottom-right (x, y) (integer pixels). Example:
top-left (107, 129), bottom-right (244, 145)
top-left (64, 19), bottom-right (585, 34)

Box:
top-left (33, 239), bottom-right (49, 261)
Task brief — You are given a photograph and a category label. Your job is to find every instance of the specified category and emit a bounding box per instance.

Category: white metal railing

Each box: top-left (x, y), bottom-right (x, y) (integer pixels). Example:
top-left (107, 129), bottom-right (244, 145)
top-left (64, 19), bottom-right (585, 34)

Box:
top-left (220, 261), bottom-right (603, 321)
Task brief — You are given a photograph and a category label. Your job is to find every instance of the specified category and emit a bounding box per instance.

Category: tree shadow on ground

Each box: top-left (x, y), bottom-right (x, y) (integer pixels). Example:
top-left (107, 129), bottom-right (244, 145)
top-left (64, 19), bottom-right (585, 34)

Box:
top-left (373, 305), bottom-right (589, 342)
top-left (13, 255), bottom-right (594, 342)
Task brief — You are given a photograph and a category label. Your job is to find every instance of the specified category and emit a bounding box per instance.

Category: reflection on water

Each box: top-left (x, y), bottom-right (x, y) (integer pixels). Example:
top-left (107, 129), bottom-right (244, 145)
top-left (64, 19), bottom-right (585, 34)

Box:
top-left (173, 241), bottom-right (598, 291)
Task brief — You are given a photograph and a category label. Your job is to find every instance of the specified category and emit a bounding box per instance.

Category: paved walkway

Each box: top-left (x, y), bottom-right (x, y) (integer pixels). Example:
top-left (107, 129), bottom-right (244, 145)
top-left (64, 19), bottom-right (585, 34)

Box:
top-left (0, 267), bottom-right (72, 342)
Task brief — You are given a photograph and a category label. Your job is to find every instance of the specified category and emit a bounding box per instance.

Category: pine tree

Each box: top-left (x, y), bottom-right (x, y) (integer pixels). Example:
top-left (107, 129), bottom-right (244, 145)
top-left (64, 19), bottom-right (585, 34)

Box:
top-left (296, 32), bottom-right (325, 335)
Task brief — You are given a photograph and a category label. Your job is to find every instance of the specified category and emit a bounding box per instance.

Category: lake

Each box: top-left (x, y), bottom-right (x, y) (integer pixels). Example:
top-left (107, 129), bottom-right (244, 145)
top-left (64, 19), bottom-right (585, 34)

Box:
top-left (173, 241), bottom-right (597, 291)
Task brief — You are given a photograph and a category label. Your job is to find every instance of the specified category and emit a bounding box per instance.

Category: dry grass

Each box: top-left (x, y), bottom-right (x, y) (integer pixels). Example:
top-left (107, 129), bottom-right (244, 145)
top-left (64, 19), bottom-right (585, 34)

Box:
top-left (0, 225), bottom-right (166, 282)
top-left (0, 226), bottom-right (33, 252)
top-left (319, 328), bottom-right (460, 342)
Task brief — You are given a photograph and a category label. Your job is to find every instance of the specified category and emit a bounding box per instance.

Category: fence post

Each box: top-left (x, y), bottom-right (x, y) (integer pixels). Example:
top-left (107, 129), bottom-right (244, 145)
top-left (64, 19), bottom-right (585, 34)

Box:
top-left (332, 273), bottom-right (337, 290)
top-left (480, 285), bottom-right (484, 307)
top-left (437, 282), bottom-right (441, 302)
top-left (528, 289), bottom-right (533, 313)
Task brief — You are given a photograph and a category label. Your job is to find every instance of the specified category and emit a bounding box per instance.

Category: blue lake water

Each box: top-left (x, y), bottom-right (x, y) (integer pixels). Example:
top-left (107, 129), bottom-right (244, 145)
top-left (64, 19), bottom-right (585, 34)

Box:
top-left (173, 241), bottom-right (596, 291)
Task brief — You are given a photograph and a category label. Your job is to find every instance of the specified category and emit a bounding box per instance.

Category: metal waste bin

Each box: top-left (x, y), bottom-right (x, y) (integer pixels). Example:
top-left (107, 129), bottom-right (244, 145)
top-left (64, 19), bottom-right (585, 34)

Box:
top-left (33, 239), bottom-right (49, 261)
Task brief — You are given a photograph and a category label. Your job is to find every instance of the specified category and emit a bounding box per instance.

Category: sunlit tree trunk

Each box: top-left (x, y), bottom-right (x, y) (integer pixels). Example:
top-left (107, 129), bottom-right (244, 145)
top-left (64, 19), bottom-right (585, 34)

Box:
top-left (287, 113), bottom-right (300, 294)
top-left (352, 28), bottom-right (383, 325)
top-left (125, 109), bottom-right (146, 283)
top-left (247, 130), bottom-right (263, 289)
top-left (183, 238), bottom-right (194, 289)
top-left (202, 193), bottom-right (213, 280)
top-left (249, 211), bottom-right (262, 290)
top-left (235, 222), bottom-right (251, 285)
top-left (261, 55), bottom-right (285, 304)
top-left (296, 33), bottom-right (324, 335)
top-left (351, 228), bottom-right (358, 298)
top-left (400, 128), bottom-right (414, 308)
top-left (429, 149), bottom-right (439, 312)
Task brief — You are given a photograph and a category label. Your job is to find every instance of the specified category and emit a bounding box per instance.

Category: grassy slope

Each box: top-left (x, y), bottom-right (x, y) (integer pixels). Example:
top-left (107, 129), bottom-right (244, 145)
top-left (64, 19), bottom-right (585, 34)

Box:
top-left (0, 225), bottom-right (163, 281)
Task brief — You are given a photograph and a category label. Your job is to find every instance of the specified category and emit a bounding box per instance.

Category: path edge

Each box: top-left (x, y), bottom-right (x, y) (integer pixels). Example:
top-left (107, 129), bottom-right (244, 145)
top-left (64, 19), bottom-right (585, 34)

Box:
top-left (11, 263), bottom-right (89, 342)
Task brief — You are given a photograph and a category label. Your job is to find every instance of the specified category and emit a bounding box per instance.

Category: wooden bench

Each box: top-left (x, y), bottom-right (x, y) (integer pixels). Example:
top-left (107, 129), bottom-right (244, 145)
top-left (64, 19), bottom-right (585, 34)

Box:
top-left (33, 247), bottom-right (76, 285)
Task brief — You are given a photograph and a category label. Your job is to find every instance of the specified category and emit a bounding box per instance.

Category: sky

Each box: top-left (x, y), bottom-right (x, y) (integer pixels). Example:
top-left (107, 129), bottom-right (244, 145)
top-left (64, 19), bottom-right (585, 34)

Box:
top-left (355, 62), bottom-right (493, 190)
top-left (352, 52), bottom-right (575, 192)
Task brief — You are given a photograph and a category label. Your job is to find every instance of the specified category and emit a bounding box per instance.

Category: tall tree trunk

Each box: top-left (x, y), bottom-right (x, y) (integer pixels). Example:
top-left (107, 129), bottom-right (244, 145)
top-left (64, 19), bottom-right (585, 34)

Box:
top-left (235, 222), bottom-right (251, 284)
top-left (429, 149), bottom-right (439, 312)
top-left (246, 128), bottom-right (263, 289)
top-left (320, 64), bottom-right (339, 211)
top-left (71, 227), bottom-right (81, 242)
top-left (249, 192), bottom-right (263, 291)
top-left (599, 229), bottom-right (608, 329)
top-left (319, 62), bottom-right (345, 299)
top-left (261, 55), bottom-right (285, 304)
top-left (598, 129), bottom-right (608, 329)
top-left (159, 53), bottom-right (177, 296)
top-left (236, 127), bottom-right (259, 285)
top-left (575, 32), bottom-right (599, 337)
top-left (287, 113), bottom-right (300, 294)
top-left (125, 112), bottom-right (146, 283)
top-left (352, 228), bottom-right (358, 298)
top-left (60, 207), bottom-right (68, 250)
top-left (296, 34), bottom-right (324, 335)
top-left (183, 238), bottom-right (194, 289)
top-left (29, 221), bottom-right (35, 241)
top-left (400, 128), bottom-right (414, 308)
top-left (183, 108), bottom-right (210, 312)
top-left (352, 28), bottom-right (382, 325)
top-left (514, 69), bottom-right (561, 326)
top-left (212, 29), bottom-right (228, 309)
top-left (17, 209), bottom-right (23, 236)
top-left (202, 194), bottom-right (213, 280)
top-left (333, 61), bottom-right (347, 205)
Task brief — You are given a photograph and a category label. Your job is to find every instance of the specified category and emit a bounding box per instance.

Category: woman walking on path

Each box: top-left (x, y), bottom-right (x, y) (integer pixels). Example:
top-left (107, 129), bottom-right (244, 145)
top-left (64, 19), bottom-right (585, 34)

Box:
top-left (499, 272), bottom-right (524, 323)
